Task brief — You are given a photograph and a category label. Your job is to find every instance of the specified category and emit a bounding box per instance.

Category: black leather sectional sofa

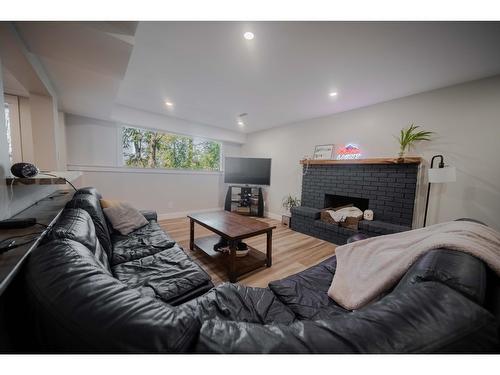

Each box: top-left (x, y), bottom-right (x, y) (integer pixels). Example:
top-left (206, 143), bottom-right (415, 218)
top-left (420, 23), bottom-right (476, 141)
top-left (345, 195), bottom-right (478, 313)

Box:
top-left (22, 188), bottom-right (500, 353)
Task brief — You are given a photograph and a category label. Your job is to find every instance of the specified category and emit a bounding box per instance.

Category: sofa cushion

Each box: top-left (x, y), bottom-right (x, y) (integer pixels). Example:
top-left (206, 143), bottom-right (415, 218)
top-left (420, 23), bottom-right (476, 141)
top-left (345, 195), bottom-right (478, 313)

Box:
top-left (110, 221), bottom-right (176, 265)
top-left (102, 202), bottom-right (149, 235)
top-left (43, 208), bottom-right (111, 273)
top-left (197, 282), bottom-right (499, 353)
top-left (112, 245), bottom-right (212, 305)
top-left (25, 239), bottom-right (200, 352)
top-left (395, 249), bottom-right (487, 304)
top-left (180, 283), bottom-right (296, 325)
top-left (269, 256), bottom-right (347, 319)
top-left (65, 194), bottom-right (113, 258)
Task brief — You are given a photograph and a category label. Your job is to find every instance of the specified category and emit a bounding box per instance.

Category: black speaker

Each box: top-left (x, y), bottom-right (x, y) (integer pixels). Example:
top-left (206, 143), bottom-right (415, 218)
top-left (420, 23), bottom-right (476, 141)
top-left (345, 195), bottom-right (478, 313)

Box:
top-left (10, 163), bottom-right (39, 178)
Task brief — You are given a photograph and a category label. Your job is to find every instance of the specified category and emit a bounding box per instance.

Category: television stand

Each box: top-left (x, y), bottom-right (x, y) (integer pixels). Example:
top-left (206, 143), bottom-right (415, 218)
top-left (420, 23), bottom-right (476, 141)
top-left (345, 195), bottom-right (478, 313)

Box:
top-left (224, 185), bottom-right (264, 217)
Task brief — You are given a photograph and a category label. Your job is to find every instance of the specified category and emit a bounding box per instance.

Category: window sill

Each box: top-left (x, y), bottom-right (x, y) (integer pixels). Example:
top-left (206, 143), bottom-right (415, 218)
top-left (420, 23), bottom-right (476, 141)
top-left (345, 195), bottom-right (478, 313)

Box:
top-left (67, 165), bottom-right (223, 176)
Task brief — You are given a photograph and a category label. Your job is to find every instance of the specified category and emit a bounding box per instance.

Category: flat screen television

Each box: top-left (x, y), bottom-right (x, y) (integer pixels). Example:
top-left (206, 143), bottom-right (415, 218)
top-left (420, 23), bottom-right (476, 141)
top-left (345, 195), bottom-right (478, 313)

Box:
top-left (224, 157), bottom-right (271, 185)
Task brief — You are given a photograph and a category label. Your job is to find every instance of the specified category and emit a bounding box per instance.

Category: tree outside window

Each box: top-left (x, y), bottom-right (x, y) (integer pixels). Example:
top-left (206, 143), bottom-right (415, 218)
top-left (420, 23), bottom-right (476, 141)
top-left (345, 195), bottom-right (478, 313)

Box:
top-left (122, 126), bottom-right (221, 171)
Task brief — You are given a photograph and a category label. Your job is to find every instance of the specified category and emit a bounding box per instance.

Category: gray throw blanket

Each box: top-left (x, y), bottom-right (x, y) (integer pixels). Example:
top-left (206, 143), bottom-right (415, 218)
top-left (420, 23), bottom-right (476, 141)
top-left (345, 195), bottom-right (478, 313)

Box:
top-left (328, 220), bottom-right (500, 310)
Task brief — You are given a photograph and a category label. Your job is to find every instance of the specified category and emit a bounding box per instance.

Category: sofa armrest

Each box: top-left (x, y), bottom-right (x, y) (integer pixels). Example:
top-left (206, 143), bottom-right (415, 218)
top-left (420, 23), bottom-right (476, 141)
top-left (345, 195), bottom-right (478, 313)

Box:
top-left (140, 210), bottom-right (157, 222)
top-left (197, 282), bottom-right (499, 353)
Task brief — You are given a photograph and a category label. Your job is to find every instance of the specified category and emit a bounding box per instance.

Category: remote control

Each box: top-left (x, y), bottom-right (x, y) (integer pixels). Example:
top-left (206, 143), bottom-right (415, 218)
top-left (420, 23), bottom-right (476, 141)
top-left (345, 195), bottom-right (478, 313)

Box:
top-left (0, 218), bottom-right (37, 229)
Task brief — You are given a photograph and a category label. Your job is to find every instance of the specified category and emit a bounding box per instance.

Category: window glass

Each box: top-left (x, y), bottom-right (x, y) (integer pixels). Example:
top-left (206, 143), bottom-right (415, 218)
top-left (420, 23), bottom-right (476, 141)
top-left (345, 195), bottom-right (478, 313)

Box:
top-left (122, 126), bottom-right (221, 171)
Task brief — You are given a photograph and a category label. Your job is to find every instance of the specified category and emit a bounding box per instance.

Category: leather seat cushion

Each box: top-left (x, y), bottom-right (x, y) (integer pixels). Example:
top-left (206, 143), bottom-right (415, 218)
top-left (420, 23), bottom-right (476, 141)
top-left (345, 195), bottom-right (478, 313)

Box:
top-left (181, 283), bottom-right (296, 325)
top-left (43, 208), bottom-right (111, 273)
top-left (110, 221), bottom-right (176, 266)
top-left (112, 245), bottom-right (212, 305)
top-left (269, 256), bottom-right (348, 319)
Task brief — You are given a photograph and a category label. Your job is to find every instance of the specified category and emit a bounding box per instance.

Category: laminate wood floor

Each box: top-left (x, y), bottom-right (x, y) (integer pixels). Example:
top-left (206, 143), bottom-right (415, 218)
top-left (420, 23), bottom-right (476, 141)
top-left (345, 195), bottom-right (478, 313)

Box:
top-left (159, 216), bottom-right (336, 288)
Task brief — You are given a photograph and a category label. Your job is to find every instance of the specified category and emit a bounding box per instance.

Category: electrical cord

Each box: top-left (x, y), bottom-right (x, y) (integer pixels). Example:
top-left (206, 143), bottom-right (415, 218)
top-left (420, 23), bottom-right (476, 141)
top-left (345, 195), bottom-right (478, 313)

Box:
top-left (0, 237), bottom-right (40, 253)
top-left (0, 232), bottom-right (45, 245)
top-left (0, 232), bottom-right (45, 254)
top-left (39, 172), bottom-right (78, 191)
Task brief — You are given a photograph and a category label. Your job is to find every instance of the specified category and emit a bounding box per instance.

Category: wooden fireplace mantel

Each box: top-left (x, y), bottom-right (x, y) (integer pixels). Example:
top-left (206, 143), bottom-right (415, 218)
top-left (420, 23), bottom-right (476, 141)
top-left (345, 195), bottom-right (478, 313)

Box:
top-left (299, 157), bottom-right (423, 165)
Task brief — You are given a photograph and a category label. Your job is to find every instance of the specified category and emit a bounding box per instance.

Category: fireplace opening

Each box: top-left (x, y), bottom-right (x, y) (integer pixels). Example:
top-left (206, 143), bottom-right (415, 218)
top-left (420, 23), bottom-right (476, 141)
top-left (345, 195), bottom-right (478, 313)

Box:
top-left (324, 194), bottom-right (369, 211)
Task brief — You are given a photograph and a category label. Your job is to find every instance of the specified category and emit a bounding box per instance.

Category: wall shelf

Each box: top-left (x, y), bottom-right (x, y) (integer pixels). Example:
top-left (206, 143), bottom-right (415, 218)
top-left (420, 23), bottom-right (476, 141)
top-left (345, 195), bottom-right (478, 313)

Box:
top-left (299, 157), bottom-right (423, 165)
top-left (6, 176), bottom-right (67, 186)
top-left (5, 171), bottom-right (82, 186)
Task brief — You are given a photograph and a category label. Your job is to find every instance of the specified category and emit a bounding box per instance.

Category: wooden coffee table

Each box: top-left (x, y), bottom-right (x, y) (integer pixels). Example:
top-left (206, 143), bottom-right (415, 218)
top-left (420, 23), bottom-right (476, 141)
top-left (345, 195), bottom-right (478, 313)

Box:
top-left (188, 211), bottom-right (276, 282)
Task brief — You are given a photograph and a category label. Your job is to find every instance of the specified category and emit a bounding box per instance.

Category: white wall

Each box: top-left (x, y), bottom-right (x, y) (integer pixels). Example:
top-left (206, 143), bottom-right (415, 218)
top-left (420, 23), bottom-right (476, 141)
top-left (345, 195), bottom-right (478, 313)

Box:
top-left (57, 112), bottom-right (67, 170)
top-left (19, 96), bottom-right (35, 163)
top-left (1, 59), bottom-right (64, 220)
top-left (29, 94), bottom-right (60, 170)
top-left (66, 113), bottom-right (242, 218)
top-left (242, 76), bottom-right (500, 230)
top-left (0, 26), bottom-right (84, 219)
top-left (66, 115), bottom-right (122, 167)
top-left (77, 169), bottom-right (223, 219)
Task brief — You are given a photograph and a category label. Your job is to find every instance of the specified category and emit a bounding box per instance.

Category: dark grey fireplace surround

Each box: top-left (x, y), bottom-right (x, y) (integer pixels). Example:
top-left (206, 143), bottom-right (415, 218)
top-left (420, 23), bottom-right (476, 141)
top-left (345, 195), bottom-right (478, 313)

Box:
top-left (291, 162), bottom-right (419, 245)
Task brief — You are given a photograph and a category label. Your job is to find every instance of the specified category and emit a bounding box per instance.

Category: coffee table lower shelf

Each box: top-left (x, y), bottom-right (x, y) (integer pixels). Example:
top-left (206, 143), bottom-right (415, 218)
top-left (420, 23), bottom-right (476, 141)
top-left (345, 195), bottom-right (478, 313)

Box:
top-left (193, 235), bottom-right (267, 281)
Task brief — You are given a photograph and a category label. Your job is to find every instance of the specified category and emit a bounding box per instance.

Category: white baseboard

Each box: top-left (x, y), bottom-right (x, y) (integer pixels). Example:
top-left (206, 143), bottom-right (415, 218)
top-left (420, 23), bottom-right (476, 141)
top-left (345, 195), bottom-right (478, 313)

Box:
top-left (158, 208), bottom-right (284, 221)
top-left (158, 207), bottom-right (223, 220)
top-left (266, 211), bottom-right (283, 221)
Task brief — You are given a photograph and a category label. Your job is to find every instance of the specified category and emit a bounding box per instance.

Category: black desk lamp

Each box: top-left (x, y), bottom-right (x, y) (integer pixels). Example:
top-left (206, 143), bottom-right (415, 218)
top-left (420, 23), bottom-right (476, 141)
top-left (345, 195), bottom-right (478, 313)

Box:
top-left (423, 155), bottom-right (456, 226)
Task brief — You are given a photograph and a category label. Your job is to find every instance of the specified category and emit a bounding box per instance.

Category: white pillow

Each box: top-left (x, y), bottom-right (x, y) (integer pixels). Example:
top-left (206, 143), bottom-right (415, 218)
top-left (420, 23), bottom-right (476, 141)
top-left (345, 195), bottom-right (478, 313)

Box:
top-left (103, 202), bottom-right (148, 235)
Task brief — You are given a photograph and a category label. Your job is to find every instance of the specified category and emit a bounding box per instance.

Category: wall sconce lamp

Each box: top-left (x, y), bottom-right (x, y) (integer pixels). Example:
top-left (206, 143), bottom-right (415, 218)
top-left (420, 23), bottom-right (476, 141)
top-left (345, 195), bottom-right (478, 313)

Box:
top-left (423, 155), bottom-right (456, 227)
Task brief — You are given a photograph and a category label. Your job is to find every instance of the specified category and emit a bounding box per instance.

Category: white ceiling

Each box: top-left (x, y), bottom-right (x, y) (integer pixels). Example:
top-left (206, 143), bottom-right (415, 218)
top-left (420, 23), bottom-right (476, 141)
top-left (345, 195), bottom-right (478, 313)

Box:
top-left (13, 22), bottom-right (136, 118)
top-left (13, 21), bottom-right (500, 133)
top-left (2, 68), bottom-right (29, 97)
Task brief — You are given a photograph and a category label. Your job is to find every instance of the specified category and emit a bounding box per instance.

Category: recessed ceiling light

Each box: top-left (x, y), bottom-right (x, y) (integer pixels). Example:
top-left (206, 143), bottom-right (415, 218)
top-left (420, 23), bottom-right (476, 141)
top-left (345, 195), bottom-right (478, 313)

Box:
top-left (165, 101), bottom-right (174, 107)
top-left (243, 32), bottom-right (254, 40)
top-left (329, 92), bottom-right (338, 97)
top-left (237, 120), bottom-right (245, 126)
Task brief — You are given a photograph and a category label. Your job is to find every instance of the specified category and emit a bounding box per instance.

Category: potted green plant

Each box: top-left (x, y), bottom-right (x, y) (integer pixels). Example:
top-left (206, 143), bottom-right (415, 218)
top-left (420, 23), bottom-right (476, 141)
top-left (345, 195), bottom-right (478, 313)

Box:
top-left (282, 195), bottom-right (300, 226)
top-left (396, 124), bottom-right (433, 160)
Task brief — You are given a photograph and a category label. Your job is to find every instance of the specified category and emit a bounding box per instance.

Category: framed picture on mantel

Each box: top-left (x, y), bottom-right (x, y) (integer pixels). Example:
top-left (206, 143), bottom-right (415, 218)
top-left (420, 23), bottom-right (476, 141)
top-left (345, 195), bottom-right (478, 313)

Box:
top-left (313, 144), bottom-right (335, 160)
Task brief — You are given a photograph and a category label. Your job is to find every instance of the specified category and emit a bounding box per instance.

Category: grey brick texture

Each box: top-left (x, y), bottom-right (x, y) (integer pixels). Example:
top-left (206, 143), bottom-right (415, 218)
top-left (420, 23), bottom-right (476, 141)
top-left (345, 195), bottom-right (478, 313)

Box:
top-left (300, 163), bottom-right (417, 226)
top-left (290, 163), bottom-right (418, 245)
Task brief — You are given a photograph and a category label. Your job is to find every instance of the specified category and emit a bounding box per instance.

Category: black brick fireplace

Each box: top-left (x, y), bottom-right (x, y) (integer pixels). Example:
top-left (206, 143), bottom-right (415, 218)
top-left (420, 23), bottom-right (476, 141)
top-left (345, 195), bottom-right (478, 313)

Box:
top-left (291, 159), bottom-right (421, 244)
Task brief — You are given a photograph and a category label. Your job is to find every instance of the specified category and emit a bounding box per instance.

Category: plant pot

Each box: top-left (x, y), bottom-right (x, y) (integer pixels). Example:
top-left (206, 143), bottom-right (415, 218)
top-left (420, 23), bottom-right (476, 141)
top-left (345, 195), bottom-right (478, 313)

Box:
top-left (282, 214), bottom-right (291, 227)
